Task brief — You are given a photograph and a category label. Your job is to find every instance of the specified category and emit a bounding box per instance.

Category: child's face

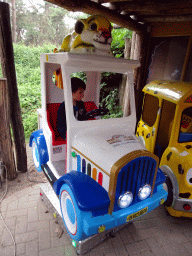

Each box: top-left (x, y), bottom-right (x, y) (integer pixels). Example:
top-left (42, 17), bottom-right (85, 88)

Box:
top-left (72, 88), bottom-right (85, 102)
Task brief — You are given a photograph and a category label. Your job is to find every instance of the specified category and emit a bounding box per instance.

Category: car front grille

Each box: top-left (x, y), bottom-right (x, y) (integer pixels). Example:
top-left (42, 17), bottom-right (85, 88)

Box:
top-left (113, 156), bottom-right (157, 211)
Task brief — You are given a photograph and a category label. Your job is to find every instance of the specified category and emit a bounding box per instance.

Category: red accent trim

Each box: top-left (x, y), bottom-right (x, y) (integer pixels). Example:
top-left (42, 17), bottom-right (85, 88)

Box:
top-left (181, 121), bottom-right (190, 129)
top-left (47, 103), bottom-right (66, 146)
top-left (84, 101), bottom-right (98, 120)
top-left (98, 172), bottom-right (103, 186)
top-left (84, 101), bottom-right (97, 112)
top-left (183, 204), bottom-right (191, 211)
top-left (186, 96), bottom-right (192, 102)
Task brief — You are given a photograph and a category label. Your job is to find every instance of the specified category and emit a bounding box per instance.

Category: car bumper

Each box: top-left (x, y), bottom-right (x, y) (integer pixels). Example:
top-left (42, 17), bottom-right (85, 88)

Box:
top-left (167, 197), bottom-right (192, 217)
top-left (83, 184), bottom-right (167, 237)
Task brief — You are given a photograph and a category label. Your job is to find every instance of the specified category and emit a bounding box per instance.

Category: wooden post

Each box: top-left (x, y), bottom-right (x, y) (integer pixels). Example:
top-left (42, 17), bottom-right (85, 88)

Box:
top-left (123, 32), bottom-right (139, 117)
top-left (134, 32), bottom-right (151, 122)
top-left (0, 2), bottom-right (27, 173)
top-left (123, 31), bottom-right (150, 122)
top-left (119, 38), bottom-right (131, 108)
top-left (0, 79), bottom-right (17, 180)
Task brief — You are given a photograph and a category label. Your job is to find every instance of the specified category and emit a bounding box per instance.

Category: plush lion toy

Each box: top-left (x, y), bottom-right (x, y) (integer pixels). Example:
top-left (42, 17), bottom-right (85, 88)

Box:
top-left (54, 14), bottom-right (113, 56)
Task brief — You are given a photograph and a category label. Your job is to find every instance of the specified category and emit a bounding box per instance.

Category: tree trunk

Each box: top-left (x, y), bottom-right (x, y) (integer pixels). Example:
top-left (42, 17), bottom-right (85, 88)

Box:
top-left (0, 79), bottom-right (17, 180)
top-left (0, 2), bottom-right (27, 173)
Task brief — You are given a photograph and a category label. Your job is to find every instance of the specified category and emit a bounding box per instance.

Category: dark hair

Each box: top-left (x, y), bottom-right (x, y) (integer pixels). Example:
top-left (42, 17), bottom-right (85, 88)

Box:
top-left (71, 77), bottom-right (86, 93)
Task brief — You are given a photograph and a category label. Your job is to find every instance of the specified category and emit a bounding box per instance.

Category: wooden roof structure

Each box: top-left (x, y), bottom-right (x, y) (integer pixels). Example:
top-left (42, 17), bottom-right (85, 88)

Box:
top-left (45, 0), bottom-right (192, 33)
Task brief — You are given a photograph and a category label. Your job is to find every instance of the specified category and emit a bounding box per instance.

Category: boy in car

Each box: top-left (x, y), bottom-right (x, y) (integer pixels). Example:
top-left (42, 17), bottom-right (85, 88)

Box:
top-left (57, 77), bottom-right (87, 140)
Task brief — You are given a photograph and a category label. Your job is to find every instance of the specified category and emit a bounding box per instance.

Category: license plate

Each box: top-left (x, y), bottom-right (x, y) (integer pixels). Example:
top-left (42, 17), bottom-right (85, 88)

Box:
top-left (126, 207), bottom-right (148, 222)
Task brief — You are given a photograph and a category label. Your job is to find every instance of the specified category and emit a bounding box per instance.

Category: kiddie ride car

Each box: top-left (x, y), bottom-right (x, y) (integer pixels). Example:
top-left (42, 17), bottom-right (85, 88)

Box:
top-left (30, 14), bottom-right (168, 251)
top-left (29, 52), bottom-right (168, 254)
top-left (137, 80), bottom-right (192, 218)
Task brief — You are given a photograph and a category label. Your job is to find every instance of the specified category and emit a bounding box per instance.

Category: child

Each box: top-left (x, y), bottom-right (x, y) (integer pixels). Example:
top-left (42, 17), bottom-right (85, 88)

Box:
top-left (57, 77), bottom-right (87, 140)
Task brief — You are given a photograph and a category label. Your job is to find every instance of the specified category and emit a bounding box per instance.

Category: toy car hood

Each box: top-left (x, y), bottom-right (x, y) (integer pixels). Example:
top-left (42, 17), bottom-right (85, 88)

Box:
top-left (72, 129), bottom-right (146, 175)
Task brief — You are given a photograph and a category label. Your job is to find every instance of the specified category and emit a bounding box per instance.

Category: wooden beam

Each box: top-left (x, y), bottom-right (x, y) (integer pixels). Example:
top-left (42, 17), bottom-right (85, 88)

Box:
top-left (142, 15), bottom-right (192, 23)
top-left (181, 34), bottom-right (192, 81)
top-left (151, 21), bottom-right (192, 37)
top-left (119, 1), bottom-right (192, 16)
top-left (46, 0), bottom-right (147, 33)
top-left (0, 79), bottom-right (17, 180)
top-left (0, 2), bottom-right (27, 173)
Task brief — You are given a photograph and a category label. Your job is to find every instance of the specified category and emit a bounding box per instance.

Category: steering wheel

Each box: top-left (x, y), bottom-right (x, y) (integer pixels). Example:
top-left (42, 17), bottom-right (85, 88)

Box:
top-left (85, 108), bottom-right (108, 119)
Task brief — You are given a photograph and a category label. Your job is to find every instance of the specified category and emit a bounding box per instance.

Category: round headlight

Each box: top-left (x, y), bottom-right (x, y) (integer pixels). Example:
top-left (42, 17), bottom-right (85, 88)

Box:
top-left (118, 192), bottom-right (133, 208)
top-left (138, 184), bottom-right (151, 200)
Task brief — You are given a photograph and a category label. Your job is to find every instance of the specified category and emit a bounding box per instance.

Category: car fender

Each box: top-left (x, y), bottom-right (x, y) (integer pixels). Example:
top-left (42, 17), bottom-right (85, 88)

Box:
top-left (53, 171), bottom-right (110, 216)
top-left (160, 165), bottom-right (179, 203)
top-left (29, 129), bottom-right (49, 166)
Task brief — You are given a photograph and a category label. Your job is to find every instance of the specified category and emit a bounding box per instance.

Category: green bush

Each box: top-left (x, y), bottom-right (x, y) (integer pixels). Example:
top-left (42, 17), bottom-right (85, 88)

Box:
top-left (111, 28), bottom-right (132, 58)
top-left (13, 43), bottom-right (54, 139)
top-left (100, 88), bottom-right (123, 119)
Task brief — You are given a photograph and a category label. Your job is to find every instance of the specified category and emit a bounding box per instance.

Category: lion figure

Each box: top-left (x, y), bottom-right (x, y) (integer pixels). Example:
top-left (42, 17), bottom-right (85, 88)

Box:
top-left (58, 15), bottom-right (113, 55)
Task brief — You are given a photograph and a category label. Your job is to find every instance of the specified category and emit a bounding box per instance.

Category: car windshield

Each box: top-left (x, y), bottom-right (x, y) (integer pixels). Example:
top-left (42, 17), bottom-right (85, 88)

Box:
top-left (70, 71), bottom-right (132, 121)
top-left (142, 94), bottom-right (159, 127)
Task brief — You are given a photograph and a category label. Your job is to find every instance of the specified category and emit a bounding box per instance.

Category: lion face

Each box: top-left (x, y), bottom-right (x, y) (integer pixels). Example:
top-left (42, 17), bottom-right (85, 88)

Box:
top-left (75, 15), bottom-right (112, 51)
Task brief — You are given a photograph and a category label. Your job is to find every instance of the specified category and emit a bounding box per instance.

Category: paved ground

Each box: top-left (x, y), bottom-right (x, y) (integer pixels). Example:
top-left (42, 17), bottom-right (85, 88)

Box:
top-left (1, 146), bottom-right (192, 255)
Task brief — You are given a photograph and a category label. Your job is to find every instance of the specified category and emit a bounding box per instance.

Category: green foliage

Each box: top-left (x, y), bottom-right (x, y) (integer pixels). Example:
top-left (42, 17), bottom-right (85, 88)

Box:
top-left (100, 88), bottom-right (123, 119)
top-left (71, 72), bottom-right (87, 83)
top-left (13, 44), bottom-right (54, 139)
top-left (111, 28), bottom-right (132, 58)
top-left (99, 72), bottom-right (123, 118)
top-left (12, 0), bottom-right (68, 46)
top-left (101, 72), bottom-right (122, 88)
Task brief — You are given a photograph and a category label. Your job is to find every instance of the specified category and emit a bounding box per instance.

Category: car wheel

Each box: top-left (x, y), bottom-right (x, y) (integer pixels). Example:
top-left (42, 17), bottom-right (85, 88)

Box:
top-left (164, 176), bottom-right (173, 207)
top-left (59, 183), bottom-right (84, 241)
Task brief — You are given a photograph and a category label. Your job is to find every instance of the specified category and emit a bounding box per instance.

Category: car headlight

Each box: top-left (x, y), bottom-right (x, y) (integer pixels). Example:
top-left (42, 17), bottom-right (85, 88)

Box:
top-left (138, 184), bottom-right (151, 200)
top-left (118, 192), bottom-right (133, 208)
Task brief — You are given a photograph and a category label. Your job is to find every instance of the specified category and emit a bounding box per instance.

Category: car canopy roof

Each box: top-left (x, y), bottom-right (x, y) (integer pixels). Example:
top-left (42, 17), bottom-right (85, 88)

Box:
top-left (143, 80), bottom-right (192, 105)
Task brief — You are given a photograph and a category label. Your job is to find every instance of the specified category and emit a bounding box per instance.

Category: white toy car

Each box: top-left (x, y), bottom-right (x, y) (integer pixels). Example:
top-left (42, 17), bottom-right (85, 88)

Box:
top-left (30, 52), bottom-right (167, 243)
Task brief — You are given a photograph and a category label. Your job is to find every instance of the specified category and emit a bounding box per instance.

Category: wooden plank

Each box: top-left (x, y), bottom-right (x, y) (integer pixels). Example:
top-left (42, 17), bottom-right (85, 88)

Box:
top-left (118, 1), bottom-right (192, 15)
top-left (142, 15), bottom-right (192, 23)
top-left (151, 21), bottom-right (192, 37)
top-left (0, 79), bottom-right (17, 180)
top-left (0, 2), bottom-right (27, 173)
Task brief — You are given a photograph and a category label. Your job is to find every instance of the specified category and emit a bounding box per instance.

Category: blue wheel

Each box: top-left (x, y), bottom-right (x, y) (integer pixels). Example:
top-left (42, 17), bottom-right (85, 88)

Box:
top-left (32, 138), bottom-right (42, 172)
top-left (59, 183), bottom-right (84, 241)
